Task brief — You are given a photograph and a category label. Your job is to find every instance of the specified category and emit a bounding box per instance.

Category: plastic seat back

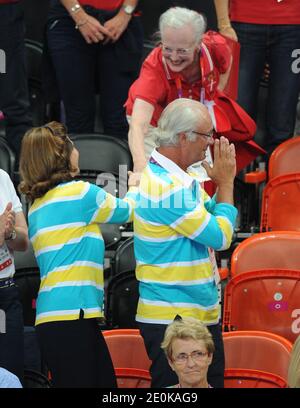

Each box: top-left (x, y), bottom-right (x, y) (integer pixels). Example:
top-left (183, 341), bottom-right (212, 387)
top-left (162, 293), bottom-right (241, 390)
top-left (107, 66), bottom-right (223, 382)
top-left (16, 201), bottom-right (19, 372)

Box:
top-left (223, 269), bottom-right (300, 342)
top-left (260, 173), bottom-right (300, 231)
top-left (223, 331), bottom-right (292, 380)
top-left (14, 244), bottom-right (40, 326)
top-left (112, 237), bottom-right (135, 277)
top-left (0, 137), bottom-right (16, 180)
top-left (269, 137), bottom-right (300, 180)
top-left (105, 270), bottom-right (139, 329)
top-left (231, 231), bottom-right (300, 277)
top-left (114, 368), bottom-right (151, 388)
top-left (71, 133), bottom-right (132, 198)
top-left (102, 329), bottom-right (151, 371)
top-left (224, 368), bottom-right (287, 388)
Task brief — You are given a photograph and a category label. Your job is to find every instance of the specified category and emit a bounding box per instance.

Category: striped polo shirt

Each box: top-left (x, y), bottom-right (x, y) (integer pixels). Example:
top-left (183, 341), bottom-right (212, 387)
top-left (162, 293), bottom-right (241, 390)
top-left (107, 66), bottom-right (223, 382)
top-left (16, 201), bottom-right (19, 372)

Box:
top-left (134, 149), bottom-right (238, 325)
top-left (28, 180), bottom-right (136, 325)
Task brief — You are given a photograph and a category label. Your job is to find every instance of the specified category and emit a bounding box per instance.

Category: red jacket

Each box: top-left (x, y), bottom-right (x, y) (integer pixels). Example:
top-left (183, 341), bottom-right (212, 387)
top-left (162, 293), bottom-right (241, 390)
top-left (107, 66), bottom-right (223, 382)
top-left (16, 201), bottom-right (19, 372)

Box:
top-left (126, 31), bottom-right (264, 172)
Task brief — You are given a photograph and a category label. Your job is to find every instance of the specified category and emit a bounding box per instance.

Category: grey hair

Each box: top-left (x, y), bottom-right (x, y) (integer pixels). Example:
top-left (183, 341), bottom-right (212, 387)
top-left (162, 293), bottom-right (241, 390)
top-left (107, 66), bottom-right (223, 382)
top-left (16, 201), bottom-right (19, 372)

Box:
top-left (159, 7), bottom-right (207, 44)
top-left (149, 98), bottom-right (208, 147)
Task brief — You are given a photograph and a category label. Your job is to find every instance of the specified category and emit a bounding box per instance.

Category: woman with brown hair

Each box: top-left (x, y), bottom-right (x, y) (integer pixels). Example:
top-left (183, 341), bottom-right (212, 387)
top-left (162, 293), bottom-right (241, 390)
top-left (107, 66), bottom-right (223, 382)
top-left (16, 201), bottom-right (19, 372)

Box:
top-left (19, 121), bottom-right (139, 388)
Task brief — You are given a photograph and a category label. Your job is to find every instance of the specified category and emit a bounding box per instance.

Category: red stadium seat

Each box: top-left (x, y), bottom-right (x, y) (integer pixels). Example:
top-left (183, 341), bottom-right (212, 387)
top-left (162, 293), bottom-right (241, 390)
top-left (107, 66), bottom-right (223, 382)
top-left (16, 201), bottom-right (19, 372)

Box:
top-left (230, 231), bottom-right (300, 277)
top-left (224, 368), bottom-right (287, 388)
top-left (268, 136), bottom-right (300, 180)
top-left (223, 269), bottom-right (300, 342)
top-left (102, 329), bottom-right (151, 387)
top-left (260, 173), bottom-right (300, 232)
top-left (223, 331), bottom-right (292, 381)
top-left (114, 368), bottom-right (151, 388)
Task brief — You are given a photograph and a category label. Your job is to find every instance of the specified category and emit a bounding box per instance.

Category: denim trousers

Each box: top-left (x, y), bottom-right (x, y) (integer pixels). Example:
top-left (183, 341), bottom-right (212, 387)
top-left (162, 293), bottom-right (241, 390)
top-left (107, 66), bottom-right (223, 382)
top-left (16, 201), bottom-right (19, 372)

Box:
top-left (138, 321), bottom-right (225, 388)
top-left (0, 283), bottom-right (24, 383)
top-left (0, 2), bottom-right (32, 158)
top-left (232, 22), bottom-right (300, 156)
top-left (46, 14), bottom-right (143, 139)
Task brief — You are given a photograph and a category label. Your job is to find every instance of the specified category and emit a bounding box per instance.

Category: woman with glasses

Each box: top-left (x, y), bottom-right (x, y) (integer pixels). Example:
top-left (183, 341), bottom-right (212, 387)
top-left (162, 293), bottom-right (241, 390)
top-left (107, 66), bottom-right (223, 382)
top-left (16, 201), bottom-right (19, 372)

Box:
top-left (126, 6), bottom-right (264, 181)
top-left (18, 121), bottom-right (139, 388)
top-left (161, 317), bottom-right (214, 388)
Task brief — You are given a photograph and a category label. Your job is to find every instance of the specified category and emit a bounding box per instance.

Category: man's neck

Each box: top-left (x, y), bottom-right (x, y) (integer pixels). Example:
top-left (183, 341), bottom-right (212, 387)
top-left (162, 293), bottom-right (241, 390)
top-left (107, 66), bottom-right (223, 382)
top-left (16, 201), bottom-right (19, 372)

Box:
top-left (157, 147), bottom-right (187, 171)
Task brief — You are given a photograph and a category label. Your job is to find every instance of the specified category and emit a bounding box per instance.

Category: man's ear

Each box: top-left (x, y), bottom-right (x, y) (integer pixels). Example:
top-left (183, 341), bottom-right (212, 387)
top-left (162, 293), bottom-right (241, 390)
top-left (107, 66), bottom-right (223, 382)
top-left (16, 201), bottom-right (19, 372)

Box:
top-left (178, 132), bottom-right (188, 147)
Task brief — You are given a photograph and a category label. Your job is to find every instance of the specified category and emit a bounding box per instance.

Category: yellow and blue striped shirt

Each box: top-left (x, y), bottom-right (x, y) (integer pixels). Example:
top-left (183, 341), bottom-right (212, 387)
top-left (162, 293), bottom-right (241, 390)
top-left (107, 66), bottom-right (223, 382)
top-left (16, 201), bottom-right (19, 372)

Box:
top-left (28, 180), bottom-right (136, 325)
top-left (134, 150), bottom-right (237, 325)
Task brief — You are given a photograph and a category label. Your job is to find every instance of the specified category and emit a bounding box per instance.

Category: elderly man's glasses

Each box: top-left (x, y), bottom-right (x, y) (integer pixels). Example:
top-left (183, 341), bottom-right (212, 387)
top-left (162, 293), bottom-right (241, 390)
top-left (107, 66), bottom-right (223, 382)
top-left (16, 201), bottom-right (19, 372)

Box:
top-left (173, 351), bottom-right (208, 364)
top-left (161, 44), bottom-right (195, 57)
top-left (192, 130), bottom-right (214, 139)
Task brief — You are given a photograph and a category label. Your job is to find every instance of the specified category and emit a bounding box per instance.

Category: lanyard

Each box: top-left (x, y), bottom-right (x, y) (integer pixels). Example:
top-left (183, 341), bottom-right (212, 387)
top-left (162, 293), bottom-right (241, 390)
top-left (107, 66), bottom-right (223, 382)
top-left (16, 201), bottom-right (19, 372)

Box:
top-left (174, 51), bottom-right (208, 104)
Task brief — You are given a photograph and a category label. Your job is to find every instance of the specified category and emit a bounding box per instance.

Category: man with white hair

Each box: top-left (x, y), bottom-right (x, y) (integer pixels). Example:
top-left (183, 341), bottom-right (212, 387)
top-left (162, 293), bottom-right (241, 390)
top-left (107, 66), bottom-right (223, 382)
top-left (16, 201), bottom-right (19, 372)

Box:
top-left (134, 98), bottom-right (237, 387)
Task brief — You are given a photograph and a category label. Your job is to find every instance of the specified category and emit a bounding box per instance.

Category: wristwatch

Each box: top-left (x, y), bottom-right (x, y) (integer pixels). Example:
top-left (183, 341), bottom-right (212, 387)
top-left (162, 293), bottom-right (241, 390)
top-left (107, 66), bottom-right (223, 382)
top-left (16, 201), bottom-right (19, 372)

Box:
top-left (6, 229), bottom-right (16, 241)
top-left (122, 4), bottom-right (135, 15)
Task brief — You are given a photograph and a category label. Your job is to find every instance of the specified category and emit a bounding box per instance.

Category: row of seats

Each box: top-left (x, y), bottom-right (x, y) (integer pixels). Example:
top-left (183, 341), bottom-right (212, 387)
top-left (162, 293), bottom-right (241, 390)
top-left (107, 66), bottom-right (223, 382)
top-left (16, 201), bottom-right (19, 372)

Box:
top-left (243, 135), bottom-right (300, 232)
top-left (15, 229), bottom-right (300, 344)
top-left (103, 329), bottom-right (292, 388)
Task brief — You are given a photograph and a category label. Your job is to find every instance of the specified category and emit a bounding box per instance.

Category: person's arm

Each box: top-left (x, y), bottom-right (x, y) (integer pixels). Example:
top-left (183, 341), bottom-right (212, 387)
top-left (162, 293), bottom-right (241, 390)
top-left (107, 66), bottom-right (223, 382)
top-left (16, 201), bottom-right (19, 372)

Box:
top-left (82, 174), bottom-right (140, 227)
top-left (128, 98), bottom-right (155, 172)
top-left (161, 137), bottom-right (237, 251)
top-left (202, 137), bottom-right (236, 205)
top-left (59, 0), bottom-right (112, 44)
top-left (214, 0), bottom-right (238, 41)
top-left (218, 54), bottom-right (232, 91)
top-left (104, 0), bottom-right (139, 43)
top-left (4, 206), bottom-right (29, 252)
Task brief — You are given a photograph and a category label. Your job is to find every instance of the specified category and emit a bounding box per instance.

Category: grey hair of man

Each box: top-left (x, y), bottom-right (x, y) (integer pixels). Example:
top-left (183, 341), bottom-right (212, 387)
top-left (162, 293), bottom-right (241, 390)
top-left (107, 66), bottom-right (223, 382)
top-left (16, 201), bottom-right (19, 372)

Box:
top-left (150, 98), bottom-right (211, 147)
top-left (159, 7), bottom-right (207, 44)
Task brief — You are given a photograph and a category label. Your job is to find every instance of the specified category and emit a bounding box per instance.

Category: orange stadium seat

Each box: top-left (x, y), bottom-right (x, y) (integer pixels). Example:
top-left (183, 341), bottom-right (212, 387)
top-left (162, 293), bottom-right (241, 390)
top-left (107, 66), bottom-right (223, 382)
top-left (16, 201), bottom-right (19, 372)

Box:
top-left (230, 231), bottom-right (300, 277)
top-left (102, 329), bottom-right (151, 388)
top-left (224, 368), bottom-right (287, 388)
top-left (268, 136), bottom-right (300, 180)
top-left (260, 172), bottom-right (300, 231)
top-left (224, 232), bottom-right (300, 342)
top-left (223, 331), bottom-right (292, 382)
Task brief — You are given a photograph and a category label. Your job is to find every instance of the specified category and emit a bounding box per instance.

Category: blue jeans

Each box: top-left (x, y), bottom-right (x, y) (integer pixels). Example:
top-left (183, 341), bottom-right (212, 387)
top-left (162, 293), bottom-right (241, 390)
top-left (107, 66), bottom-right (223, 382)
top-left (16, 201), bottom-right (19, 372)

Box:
top-left (46, 12), bottom-right (143, 138)
top-left (0, 2), bottom-right (32, 158)
top-left (232, 22), bottom-right (300, 156)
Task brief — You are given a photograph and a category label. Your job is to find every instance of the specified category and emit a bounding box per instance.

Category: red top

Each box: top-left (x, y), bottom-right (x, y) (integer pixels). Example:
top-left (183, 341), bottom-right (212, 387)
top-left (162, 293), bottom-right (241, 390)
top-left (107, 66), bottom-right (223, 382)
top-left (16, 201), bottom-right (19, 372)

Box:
top-left (126, 30), bottom-right (264, 172)
top-left (126, 31), bottom-right (231, 127)
top-left (230, 0), bottom-right (300, 25)
top-left (80, 0), bottom-right (122, 10)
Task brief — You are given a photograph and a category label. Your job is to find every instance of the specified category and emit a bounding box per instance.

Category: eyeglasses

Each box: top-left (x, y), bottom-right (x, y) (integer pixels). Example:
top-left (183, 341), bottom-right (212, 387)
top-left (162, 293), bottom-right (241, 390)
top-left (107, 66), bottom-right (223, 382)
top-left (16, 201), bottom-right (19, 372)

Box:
top-left (161, 44), bottom-right (195, 57)
top-left (173, 351), bottom-right (209, 364)
top-left (192, 130), bottom-right (214, 140)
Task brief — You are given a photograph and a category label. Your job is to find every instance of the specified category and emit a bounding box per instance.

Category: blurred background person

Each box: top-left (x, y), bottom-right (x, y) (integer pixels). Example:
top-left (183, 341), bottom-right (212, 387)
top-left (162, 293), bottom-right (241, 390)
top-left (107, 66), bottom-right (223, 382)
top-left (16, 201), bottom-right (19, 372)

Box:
top-left (0, 0), bottom-right (32, 162)
top-left (0, 168), bottom-right (29, 384)
top-left (288, 334), bottom-right (300, 388)
top-left (0, 366), bottom-right (22, 388)
top-left (45, 0), bottom-right (143, 139)
top-left (214, 0), bottom-right (300, 159)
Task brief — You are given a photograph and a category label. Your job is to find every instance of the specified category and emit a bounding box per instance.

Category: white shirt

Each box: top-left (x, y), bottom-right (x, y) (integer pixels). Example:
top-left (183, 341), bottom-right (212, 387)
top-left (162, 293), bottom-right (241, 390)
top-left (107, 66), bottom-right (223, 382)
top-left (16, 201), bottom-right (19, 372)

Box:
top-left (0, 169), bottom-right (22, 278)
